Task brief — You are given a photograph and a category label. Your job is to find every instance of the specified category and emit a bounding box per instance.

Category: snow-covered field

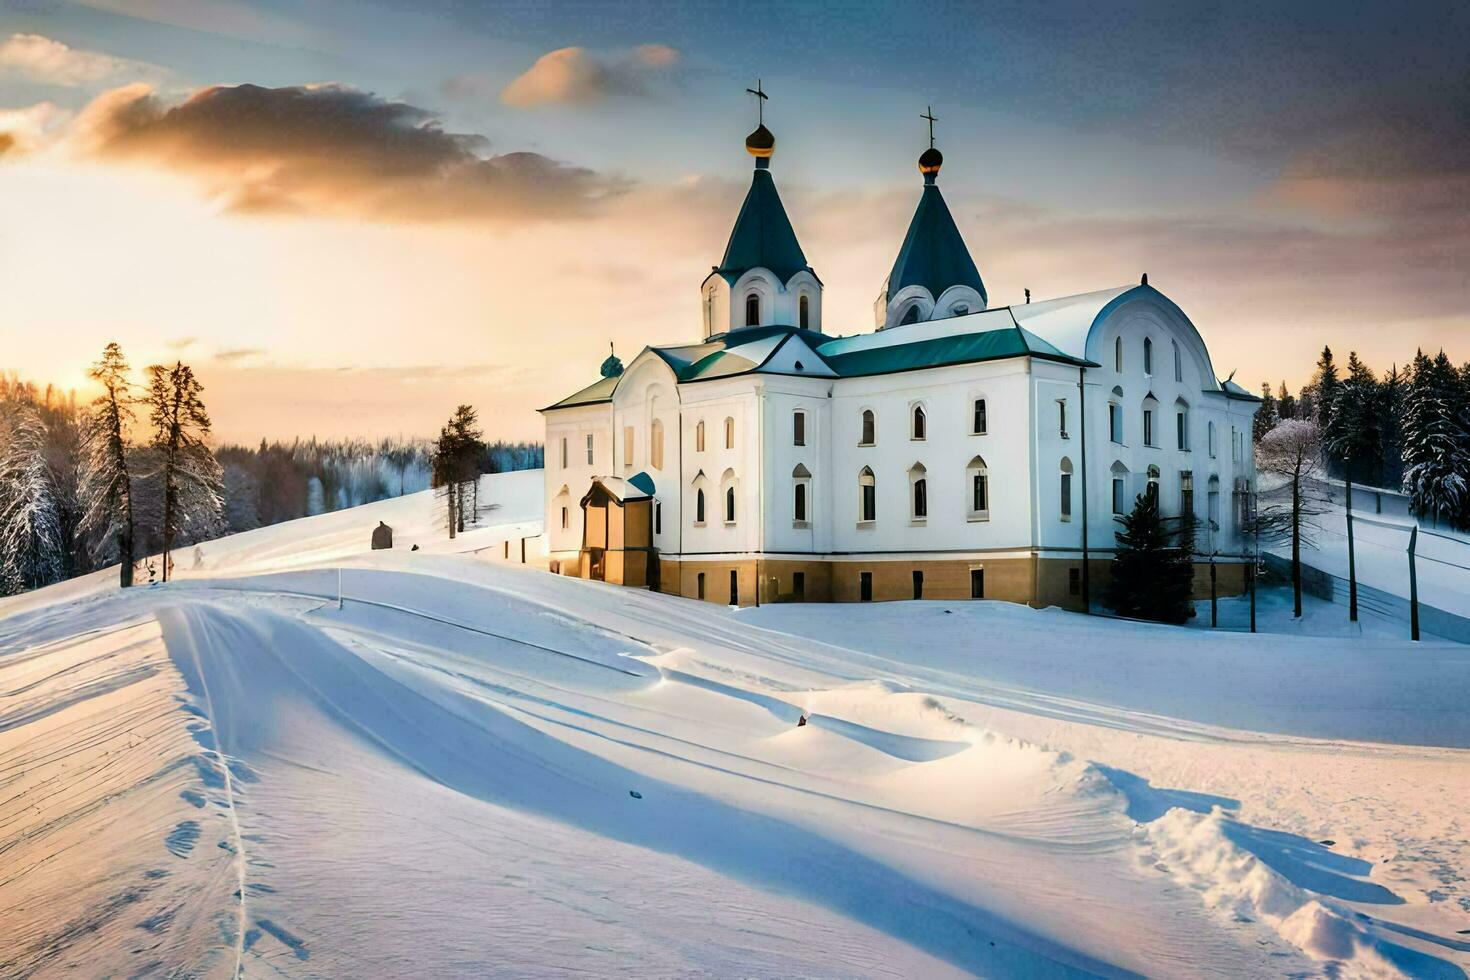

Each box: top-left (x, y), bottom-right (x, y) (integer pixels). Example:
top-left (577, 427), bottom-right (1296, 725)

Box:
top-left (3, 470), bottom-right (1467, 978)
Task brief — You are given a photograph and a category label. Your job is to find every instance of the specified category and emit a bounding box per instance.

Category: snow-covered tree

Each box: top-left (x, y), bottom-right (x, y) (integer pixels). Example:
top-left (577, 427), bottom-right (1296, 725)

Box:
top-left (0, 407), bottom-right (66, 595)
top-left (1276, 381), bottom-right (1297, 420)
top-left (78, 343), bottom-right (137, 587)
top-left (1311, 346), bottom-right (1340, 431)
top-left (1379, 364), bottom-right (1406, 491)
top-left (1257, 418), bottom-right (1327, 617)
top-left (144, 362), bottom-right (224, 581)
top-left (1324, 351), bottom-right (1383, 486)
top-left (1402, 349), bottom-right (1470, 530)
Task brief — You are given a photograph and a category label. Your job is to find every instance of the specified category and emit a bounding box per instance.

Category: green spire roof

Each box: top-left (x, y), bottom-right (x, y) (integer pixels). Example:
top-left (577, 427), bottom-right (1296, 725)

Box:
top-left (714, 168), bottom-right (812, 285)
top-left (886, 179), bottom-right (986, 307)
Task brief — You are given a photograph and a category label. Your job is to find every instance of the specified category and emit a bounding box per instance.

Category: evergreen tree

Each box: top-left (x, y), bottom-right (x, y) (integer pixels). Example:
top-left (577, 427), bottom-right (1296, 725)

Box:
top-left (1277, 381), bottom-right (1297, 420)
top-left (446, 404), bottom-right (485, 530)
top-left (1257, 419), bottom-right (1326, 617)
top-left (1105, 491), bottom-right (1194, 624)
top-left (78, 343), bottom-right (137, 587)
top-left (1379, 364), bottom-right (1406, 490)
top-left (1312, 345), bottom-right (1340, 431)
top-left (1324, 351), bottom-right (1383, 486)
top-left (1402, 349), bottom-right (1470, 529)
top-left (0, 407), bottom-right (66, 595)
top-left (1254, 382), bottom-right (1279, 443)
top-left (145, 361), bottom-right (224, 581)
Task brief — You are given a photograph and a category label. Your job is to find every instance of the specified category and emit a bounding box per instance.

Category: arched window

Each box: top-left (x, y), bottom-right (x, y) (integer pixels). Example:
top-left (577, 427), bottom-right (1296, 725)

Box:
top-left (650, 418), bottom-right (664, 470)
top-left (860, 409), bottom-right (875, 446)
top-left (725, 486), bottom-right (736, 523)
top-left (1108, 386), bottom-right (1124, 443)
top-left (1144, 337), bottom-right (1154, 375)
top-left (695, 488), bottom-right (706, 524)
top-left (1111, 461), bottom-right (1129, 514)
top-left (909, 463), bottom-right (928, 521)
top-left (724, 416), bottom-right (734, 449)
top-left (745, 293), bottom-right (760, 326)
top-left (798, 294), bottom-right (810, 330)
top-left (1146, 464), bottom-right (1161, 504)
top-left (972, 397), bottom-right (988, 435)
top-left (792, 463), bottom-right (811, 524)
top-left (1173, 340), bottom-right (1183, 382)
top-left (695, 420), bottom-right (705, 452)
top-left (1175, 398), bottom-right (1190, 451)
top-left (1059, 457), bottom-right (1073, 522)
top-left (900, 304), bottom-right (921, 325)
top-left (1207, 475), bottom-right (1221, 528)
top-left (1142, 394), bottom-right (1158, 447)
top-left (858, 466), bottom-right (876, 523)
top-left (1115, 336), bottom-right (1123, 373)
top-left (966, 456), bottom-right (989, 520)
top-left (911, 404), bottom-right (926, 440)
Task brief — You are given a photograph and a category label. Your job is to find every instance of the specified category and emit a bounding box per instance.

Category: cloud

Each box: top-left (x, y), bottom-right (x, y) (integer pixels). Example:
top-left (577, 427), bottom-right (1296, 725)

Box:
top-left (0, 33), bottom-right (165, 87)
top-left (0, 102), bottom-right (65, 157)
top-left (497, 44), bottom-right (680, 108)
top-left (72, 82), bottom-right (626, 222)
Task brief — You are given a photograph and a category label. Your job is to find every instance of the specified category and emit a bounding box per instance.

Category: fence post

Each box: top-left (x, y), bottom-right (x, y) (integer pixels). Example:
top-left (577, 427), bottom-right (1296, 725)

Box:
top-left (1209, 553), bottom-right (1217, 628)
top-left (1408, 525), bottom-right (1419, 642)
top-left (1248, 561), bottom-right (1256, 633)
top-left (1345, 476), bottom-right (1358, 622)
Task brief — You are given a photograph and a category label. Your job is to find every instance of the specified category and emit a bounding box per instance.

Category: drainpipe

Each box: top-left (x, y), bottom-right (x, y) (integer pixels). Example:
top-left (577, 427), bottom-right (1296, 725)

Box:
top-left (1078, 365), bottom-right (1091, 611)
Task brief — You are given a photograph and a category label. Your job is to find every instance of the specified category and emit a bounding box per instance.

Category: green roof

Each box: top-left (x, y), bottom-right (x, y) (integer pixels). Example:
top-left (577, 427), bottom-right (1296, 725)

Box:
top-left (714, 168), bottom-right (812, 285)
top-left (540, 373), bottom-right (619, 411)
top-left (817, 322), bottom-right (1090, 378)
top-left (886, 180), bottom-right (986, 306)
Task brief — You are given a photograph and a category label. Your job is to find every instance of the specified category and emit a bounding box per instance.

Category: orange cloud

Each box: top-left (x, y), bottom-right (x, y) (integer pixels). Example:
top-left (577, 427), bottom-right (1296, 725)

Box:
top-left (498, 45), bottom-right (680, 108)
top-left (72, 82), bottom-right (626, 222)
top-left (0, 32), bottom-right (164, 87)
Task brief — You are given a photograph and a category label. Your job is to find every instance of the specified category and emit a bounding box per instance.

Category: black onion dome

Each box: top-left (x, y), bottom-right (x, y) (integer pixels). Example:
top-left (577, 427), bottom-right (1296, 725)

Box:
top-left (745, 123), bottom-right (775, 158)
top-left (918, 145), bottom-right (944, 175)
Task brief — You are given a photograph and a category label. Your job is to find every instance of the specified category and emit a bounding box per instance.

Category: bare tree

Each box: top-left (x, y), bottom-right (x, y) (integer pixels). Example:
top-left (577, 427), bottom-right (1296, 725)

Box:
top-left (79, 343), bottom-right (137, 587)
top-left (1256, 419), bottom-right (1328, 617)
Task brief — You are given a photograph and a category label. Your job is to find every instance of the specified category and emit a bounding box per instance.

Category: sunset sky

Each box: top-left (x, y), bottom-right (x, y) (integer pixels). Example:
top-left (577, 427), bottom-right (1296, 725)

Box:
top-left (1, 1), bottom-right (1466, 444)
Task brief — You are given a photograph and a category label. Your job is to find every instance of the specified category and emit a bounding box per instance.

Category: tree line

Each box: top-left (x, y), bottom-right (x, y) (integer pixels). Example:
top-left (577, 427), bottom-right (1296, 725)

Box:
top-left (0, 345), bottom-right (543, 596)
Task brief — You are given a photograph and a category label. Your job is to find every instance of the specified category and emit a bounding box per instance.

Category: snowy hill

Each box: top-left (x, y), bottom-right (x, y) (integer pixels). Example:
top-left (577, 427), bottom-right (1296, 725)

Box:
top-left (2, 470), bottom-right (1468, 978)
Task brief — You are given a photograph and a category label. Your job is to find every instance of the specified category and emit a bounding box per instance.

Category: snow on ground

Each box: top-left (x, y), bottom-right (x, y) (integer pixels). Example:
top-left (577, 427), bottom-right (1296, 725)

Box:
top-left (2, 470), bottom-right (1468, 978)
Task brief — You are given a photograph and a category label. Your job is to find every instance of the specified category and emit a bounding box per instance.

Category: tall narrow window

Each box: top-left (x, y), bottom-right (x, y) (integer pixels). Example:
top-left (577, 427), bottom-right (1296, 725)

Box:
top-left (651, 419), bottom-right (664, 470)
top-left (1208, 475), bottom-right (1221, 527)
top-left (623, 425), bottom-right (634, 466)
top-left (725, 486), bottom-right (735, 523)
top-left (792, 572), bottom-right (805, 600)
top-left (970, 568), bottom-right (985, 599)
top-left (561, 506), bottom-right (568, 529)
top-left (792, 463), bottom-right (811, 525)
top-left (1060, 457), bottom-right (1073, 522)
top-left (1208, 421), bottom-right (1217, 458)
top-left (1057, 399), bottom-right (1068, 438)
top-left (697, 572), bottom-right (706, 600)
top-left (1180, 470), bottom-right (1194, 526)
top-left (1173, 340), bottom-right (1183, 382)
top-left (794, 481), bottom-right (807, 522)
top-left (1109, 403), bottom-right (1122, 442)
top-left (654, 501), bottom-right (662, 535)
top-left (973, 398), bottom-right (988, 435)
top-left (793, 411), bottom-right (806, 446)
top-left (1114, 336), bottom-right (1123, 373)
top-left (858, 466), bottom-right (876, 522)
top-left (1143, 407), bottom-right (1155, 447)
top-left (798, 294), bottom-right (810, 330)
top-left (860, 572), bottom-right (873, 601)
top-left (745, 293), bottom-right (760, 326)
top-left (966, 456), bottom-right (989, 520)
top-left (695, 488), bottom-right (706, 524)
top-left (696, 420), bottom-right (705, 452)
top-left (586, 433), bottom-right (594, 465)
top-left (729, 570), bottom-right (738, 605)
top-left (1144, 337), bottom-right (1154, 375)
top-left (911, 404), bottom-right (926, 440)
top-left (912, 570), bottom-right (924, 599)
top-left (909, 463), bottom-right (928, 521)
top-left (560, 437), bottom-right (568, 468)
top-left (1176, 405), bottom-right (1189, 450)
top-left (860, 409), bottom-right (875, 446)
top-left (1112, 478), bottom-right (1126, 514)
top-left (724, 416), bottom-right (734, 449)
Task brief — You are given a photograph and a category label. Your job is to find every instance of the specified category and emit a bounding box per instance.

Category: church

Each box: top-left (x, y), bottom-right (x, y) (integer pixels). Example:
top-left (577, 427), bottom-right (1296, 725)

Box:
top-left (540, 101), bottom-right (1261, 609)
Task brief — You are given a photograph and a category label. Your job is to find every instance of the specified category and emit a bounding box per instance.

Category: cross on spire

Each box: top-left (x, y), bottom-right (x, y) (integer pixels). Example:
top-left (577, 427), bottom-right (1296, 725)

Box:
top-left (921, 105), bottom-right (938, 148)
top-left (746, 79), bottom-right (768, 126)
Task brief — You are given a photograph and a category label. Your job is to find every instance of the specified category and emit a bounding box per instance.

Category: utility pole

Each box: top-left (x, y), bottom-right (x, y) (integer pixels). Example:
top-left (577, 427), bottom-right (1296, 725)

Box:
top-left (1408, 525), bottom-right (1420, 642)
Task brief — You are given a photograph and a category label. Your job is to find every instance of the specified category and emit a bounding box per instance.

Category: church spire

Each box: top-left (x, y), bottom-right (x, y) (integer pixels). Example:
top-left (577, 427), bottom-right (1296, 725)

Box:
top-left (876, 108), bottom-right (987, 327)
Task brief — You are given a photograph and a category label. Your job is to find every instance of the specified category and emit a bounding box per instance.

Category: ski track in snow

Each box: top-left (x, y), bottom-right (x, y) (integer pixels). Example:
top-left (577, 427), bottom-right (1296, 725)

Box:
top-left (1, 471), bottom-right (1467, 978)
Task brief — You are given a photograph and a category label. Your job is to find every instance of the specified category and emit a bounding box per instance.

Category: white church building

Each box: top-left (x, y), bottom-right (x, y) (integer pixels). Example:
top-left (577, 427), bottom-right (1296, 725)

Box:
top-left (541, 111), bottom-right (1261, 608)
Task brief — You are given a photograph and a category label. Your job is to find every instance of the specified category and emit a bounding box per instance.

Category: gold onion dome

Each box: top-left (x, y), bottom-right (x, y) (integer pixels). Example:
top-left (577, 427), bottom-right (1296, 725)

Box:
top-left (918, 145), bottom-right (944, 176)
top-left (745, 123), bottom-right (775, 158)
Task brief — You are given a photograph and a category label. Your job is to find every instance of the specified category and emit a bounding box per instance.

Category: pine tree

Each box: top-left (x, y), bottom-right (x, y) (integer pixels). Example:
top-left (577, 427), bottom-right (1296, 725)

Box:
top-left (144, 362), bottom-right (224, 581)
top-left (1380, 364), bottom-right (1406, 490)
top-left (1254, 382), bottom-right (1279, 443)
top-left (1324, 351), bottom-right (1383, 486)
top-left (446, 405), bottom-right (485, 531)
top-left (1257, 419), bottom-right (1326, 617)
top-left (1402, 350), bottom-right (1470, 529)
top-left (0, 407), bottom-right (66, 595)
top-left (1105, 490), bottom-right (1194, 624)
top-left (1277, 381), bottom-right (1297, 420)
top-left (1312, 345), bottom-right (1340, 432)
top-left (78, 343), bottom-right (137, 587)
